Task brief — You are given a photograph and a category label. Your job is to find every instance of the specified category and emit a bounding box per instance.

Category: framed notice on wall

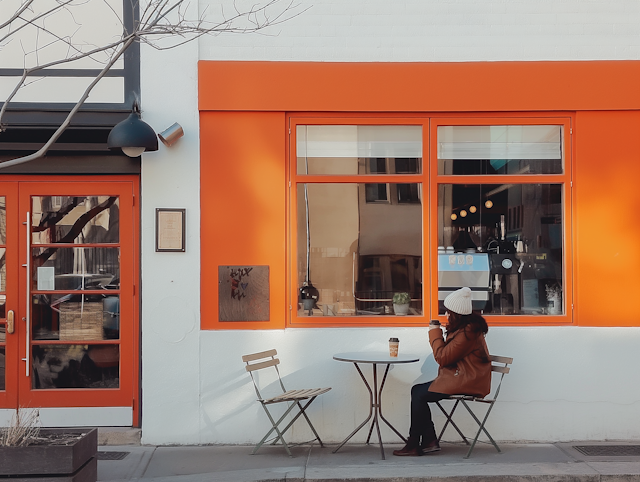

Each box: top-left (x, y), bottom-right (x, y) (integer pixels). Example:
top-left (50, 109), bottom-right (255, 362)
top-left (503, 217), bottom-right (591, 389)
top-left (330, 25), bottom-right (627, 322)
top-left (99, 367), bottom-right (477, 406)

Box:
top-left (156, 208), bottom-right (186, 252)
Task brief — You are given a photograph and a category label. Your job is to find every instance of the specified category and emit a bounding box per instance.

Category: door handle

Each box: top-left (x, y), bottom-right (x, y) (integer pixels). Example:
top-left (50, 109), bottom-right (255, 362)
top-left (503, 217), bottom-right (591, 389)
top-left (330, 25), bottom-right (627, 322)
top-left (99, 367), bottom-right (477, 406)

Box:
top-left (21, 211), bottom-right (30, 377)
top-left (6, 310), bottom-right (14, 334)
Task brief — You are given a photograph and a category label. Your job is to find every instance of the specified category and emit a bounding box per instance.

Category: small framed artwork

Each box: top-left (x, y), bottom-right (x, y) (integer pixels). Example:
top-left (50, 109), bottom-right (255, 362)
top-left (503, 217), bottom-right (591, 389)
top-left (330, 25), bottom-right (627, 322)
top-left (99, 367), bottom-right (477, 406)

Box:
top-left (218, 265), bottom-right (270, 321)
top-left (156, 208), bottom-right (186, 252)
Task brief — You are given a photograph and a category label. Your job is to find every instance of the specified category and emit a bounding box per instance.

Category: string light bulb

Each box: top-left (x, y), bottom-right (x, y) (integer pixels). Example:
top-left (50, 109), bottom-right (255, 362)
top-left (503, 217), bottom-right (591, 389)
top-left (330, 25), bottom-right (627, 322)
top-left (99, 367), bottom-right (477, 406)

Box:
top-left (485, 200), bottom-right (493, 209)
top-left (469, 205), bottom-right (477, 213)
top-left (460, 210), bottom-right (467, 217)
top-left (450, 213), bottom-right (457, 221)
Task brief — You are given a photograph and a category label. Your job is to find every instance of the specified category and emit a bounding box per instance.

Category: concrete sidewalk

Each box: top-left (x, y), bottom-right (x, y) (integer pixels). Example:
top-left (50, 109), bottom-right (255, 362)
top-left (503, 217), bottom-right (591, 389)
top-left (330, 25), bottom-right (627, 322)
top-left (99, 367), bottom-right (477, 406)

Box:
top-left (97, 441), bottom-right (640, 482)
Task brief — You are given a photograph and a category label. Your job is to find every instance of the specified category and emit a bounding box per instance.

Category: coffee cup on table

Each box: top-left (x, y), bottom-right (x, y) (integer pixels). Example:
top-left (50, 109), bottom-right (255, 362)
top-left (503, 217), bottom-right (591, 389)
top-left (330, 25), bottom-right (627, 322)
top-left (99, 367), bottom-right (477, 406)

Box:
top-left (389, 337), bottom-right (399, 357)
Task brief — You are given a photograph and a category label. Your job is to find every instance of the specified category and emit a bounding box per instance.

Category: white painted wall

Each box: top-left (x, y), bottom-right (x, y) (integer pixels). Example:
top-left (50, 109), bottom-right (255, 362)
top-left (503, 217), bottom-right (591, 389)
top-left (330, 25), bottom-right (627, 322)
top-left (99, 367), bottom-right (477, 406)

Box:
top-left (0, 408), bottom-right (132, 428)
top-left (138, 0), bottom-right (640, 444)
top-left (198, 0), bottom-right (640, 62)
top-left (139, 1), bottom-right (201, 444)
top-left (141, 327), bottom-right (640, 445)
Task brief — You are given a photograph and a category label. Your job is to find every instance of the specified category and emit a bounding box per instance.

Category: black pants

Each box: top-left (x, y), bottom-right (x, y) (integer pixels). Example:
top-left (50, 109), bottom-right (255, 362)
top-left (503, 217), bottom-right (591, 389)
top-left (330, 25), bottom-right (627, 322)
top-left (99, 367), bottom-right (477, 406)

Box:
top-left (409, 381), bottom-right (450, 443)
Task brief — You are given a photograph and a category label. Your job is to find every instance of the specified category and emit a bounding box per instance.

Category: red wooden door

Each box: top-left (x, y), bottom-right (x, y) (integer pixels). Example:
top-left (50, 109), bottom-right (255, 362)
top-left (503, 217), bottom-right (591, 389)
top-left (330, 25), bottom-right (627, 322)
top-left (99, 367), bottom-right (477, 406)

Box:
top-left (1, 178), bottom-right (138, 415)
top-left (0, 181), bottom-right (20, 409)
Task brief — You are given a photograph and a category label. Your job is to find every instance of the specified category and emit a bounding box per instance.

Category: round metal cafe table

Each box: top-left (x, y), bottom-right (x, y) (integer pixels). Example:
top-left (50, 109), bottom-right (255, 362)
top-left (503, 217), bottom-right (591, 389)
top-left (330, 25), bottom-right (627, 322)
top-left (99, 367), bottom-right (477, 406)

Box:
top-left (332, 352), bottom-right (420, 459)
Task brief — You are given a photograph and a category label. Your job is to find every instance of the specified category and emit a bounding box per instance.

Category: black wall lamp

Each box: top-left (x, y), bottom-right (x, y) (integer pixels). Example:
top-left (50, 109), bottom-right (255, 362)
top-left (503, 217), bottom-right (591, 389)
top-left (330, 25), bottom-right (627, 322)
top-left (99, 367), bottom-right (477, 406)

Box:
top-left (108, 101), bottom-right (158, 157)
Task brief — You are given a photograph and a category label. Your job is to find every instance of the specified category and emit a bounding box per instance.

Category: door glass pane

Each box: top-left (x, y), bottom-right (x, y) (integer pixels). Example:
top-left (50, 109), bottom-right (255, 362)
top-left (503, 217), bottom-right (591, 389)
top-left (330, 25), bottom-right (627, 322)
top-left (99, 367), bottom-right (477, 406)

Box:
top-left (0, 346), bottom-right (4, 390)
top-left (32, 294), bottom-right (120, 341)
top-left (32, 344), bottom-right (119, 389)
top-left (31, 196), bottom-right (120, 244)
top-left (32, 247), bottom-right (120, 290)
top-left (297, 126), bottom-right (422, 175)
top-left (0, 197), bottom-right (6, 245)
top-left (0, 196), bottom-right (6, 389)
top-left (438, 183), bottom-right (563, 315)
top-left (438, 126), bottom-right (563, 175)
top-left (298, 183), bottom-right (423, 316)
top-left (0, 248), bottom-right (5, 292)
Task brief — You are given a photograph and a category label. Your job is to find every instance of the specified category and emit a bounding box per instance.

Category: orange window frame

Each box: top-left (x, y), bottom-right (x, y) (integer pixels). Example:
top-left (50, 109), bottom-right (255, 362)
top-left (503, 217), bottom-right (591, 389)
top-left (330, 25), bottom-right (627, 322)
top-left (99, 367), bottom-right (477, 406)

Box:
top-left (288, 114), bottom-right (574, 327)
top-left (430, 116), bottom-right (573, 326)
top-left (288, 116), bottom-right (429, 327)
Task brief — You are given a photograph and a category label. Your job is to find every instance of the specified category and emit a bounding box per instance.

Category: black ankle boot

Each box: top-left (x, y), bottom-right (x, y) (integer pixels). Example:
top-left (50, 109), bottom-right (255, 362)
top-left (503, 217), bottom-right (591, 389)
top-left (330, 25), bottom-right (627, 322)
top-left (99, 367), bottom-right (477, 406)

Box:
top-left (393, 436), bottom-right (422, 456)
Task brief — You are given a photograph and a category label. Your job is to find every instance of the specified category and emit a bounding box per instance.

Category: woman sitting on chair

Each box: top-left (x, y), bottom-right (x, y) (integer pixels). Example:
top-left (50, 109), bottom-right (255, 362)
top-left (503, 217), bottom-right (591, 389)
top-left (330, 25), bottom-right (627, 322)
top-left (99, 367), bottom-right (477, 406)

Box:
top-left (393, 287), bottom-right (492, 456)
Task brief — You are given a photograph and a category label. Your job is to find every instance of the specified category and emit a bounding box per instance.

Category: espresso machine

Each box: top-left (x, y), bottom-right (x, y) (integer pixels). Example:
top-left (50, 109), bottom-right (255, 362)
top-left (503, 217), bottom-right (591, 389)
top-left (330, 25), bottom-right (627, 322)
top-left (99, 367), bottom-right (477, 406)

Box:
top-left (438, 250), bottom-right (491, 314)
top-left (486, 215), bottom-right (520, 313)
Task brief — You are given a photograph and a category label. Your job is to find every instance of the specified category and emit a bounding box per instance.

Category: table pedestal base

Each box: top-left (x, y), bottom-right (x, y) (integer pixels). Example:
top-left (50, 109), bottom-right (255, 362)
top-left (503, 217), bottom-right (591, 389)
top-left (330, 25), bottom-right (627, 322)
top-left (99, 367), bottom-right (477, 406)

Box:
top-left (332, 362), bottom-right (406, 460)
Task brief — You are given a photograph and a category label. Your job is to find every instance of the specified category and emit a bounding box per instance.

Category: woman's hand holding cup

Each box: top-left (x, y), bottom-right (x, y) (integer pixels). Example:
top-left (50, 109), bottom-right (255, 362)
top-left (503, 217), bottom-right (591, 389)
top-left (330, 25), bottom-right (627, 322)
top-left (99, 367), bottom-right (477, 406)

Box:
top-left (429, 319), bottom-right (441, 331)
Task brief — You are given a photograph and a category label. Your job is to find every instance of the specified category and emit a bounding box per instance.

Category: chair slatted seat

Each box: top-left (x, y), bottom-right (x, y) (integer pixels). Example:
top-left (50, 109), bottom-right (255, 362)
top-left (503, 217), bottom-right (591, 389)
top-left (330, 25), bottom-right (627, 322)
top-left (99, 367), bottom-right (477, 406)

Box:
top-left (267, 387), bottom-right (331, 404)
top-left (436, 354), bottom-right (513, 458)
top-left (242, 349), bottom-right (331, 456)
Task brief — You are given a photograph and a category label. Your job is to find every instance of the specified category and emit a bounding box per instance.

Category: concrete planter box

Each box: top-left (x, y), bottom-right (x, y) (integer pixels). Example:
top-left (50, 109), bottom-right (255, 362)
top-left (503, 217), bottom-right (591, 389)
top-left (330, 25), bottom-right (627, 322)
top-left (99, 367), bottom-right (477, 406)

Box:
top-left (0, 428), bottom-right (97, 482)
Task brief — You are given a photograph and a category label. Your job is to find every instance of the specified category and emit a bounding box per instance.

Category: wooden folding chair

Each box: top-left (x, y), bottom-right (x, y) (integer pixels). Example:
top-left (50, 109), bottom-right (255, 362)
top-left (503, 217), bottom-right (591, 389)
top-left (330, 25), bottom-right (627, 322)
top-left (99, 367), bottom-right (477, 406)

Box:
top-left (242, 349), bottom-right (331, 456)
top-left (436, 355), bottom-right (513, 458)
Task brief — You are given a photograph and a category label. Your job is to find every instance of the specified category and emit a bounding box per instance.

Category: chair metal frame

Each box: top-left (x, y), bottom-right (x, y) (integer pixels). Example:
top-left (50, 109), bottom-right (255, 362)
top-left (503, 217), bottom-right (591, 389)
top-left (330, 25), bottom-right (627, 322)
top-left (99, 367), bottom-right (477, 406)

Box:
top-left (436, 354), bottom-right (513, 458)
top-left (242, 349), bottom-right (331, 456)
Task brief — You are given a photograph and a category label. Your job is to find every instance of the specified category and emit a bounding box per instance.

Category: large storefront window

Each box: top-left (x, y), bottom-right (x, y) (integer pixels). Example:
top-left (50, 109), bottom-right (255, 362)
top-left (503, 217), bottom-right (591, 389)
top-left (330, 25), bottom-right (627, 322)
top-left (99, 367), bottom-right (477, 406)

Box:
top-left (434, 122), bottom-right (569, 319)
top-left (295, 125), bottom-right (423, 318)
top-left (438, 183), bottom-right (563, 315)
top-left (290, 118), bottom-right (571, 325)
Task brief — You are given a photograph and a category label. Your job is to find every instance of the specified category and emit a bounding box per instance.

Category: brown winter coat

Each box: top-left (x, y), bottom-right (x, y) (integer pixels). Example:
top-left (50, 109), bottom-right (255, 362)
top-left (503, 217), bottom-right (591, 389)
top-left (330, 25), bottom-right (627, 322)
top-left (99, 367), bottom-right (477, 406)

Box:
top-left (427, 326), bottom-right (491, 398)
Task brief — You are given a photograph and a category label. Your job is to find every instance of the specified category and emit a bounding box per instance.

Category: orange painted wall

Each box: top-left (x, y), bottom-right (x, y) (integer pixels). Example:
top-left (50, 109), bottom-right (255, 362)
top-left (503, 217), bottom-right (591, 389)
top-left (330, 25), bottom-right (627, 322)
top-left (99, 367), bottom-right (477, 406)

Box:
top-left (199, 61), bottom-right (640, 328)
top-left (574, 111), bottom-right (640, 326)
top-left (199, 61), bottom-right (640, 113)
top-left (200, 112), bottom-right (286, 329)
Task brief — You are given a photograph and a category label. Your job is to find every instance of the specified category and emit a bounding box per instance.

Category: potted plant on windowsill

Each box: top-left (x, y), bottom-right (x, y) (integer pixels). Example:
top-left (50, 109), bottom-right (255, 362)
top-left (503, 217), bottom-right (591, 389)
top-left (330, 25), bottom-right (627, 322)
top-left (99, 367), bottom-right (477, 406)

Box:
top-left (392, 292), bottom-right (411, 316)
top-left (0, 409), bottom-right (98, 482)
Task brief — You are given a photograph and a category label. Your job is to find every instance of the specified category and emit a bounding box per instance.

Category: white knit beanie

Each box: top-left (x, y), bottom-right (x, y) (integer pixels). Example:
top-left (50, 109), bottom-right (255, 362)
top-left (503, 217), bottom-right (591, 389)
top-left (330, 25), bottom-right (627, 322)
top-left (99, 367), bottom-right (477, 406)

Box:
top-left (444, 287), bottom-right (473, 315)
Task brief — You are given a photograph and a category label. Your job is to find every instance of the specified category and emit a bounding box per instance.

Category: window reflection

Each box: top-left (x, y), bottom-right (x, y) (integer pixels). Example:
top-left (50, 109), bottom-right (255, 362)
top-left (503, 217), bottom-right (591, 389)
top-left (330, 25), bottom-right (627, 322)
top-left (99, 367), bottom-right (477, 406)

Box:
top-left (0, 249), bottom-right (5, 292)
top-left (0, 197), bottom-right (6, 245)
top-left (32, 344), bottom-right (119, 389)
top-left (297, 125), bottom-right (422, 175)
top-left (0, 346), bottom-right (4, 390)
top-left (437, 126), bottom-right (563, 175)
top-left (32, 196), bottom-right (120, 244)
top-left (32, 294), bottom-right (120, 341)
top-left (438, 183), bottom-right (563, 315)
top-left (298, 183), bottom-right (422, 316)
top-left (32, 247), bottom-right (120, 291)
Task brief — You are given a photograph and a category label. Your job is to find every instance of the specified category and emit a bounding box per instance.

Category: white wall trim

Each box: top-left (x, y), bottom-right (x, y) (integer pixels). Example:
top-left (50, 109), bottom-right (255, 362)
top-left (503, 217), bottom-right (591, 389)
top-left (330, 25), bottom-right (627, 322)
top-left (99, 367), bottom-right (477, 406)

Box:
top-left (0, 407), bottom-right (132, 427)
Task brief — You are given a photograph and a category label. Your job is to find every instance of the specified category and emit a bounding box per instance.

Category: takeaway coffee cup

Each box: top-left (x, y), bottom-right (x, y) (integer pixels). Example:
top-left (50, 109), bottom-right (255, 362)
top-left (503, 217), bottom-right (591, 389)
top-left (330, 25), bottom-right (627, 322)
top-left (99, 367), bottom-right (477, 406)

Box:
top-left (389, 337), bottom-right (399, 357)
top-left (430, 319), bottom-right (441, 326)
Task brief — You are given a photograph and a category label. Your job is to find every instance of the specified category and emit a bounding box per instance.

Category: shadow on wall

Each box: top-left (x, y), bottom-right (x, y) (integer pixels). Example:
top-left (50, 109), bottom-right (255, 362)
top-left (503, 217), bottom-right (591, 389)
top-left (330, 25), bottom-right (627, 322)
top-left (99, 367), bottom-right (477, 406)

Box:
top-left (418, 353), bottom-right (439, 385)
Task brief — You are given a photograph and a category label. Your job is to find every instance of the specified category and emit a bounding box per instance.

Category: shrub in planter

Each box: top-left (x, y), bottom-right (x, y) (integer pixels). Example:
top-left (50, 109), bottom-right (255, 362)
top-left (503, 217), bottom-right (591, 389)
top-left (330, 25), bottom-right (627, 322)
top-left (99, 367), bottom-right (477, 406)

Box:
top-left (0, 409), bottom-right (97, 482)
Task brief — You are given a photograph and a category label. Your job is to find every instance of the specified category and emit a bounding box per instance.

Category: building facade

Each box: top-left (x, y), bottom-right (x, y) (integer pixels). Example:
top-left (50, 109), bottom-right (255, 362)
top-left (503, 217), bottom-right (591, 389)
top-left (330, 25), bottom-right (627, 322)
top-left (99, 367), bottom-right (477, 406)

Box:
top-left (3, 0), bottom-right (640, 445)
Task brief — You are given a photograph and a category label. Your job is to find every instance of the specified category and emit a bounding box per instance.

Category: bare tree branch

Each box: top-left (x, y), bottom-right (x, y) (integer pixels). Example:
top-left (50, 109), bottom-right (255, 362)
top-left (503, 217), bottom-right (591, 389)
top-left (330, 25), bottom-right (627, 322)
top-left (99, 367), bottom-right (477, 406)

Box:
top-left (0, 0), bottom-right (35, 31)
top-left (0, 0), bottom-right (75, 45)
top-left (0, 34), bottom-right (134, 126)
top-left (0, 34), bottom-right (136, 169)
top-left (0, 0), bottom-right (307, 168)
